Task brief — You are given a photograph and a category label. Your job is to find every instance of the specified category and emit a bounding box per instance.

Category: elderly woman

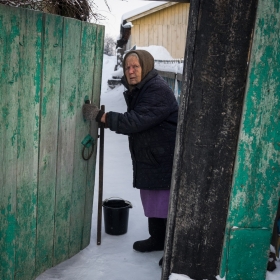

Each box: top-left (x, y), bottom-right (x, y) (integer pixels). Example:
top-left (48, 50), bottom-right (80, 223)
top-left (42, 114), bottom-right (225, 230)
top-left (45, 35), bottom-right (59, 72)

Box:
top-left (83, 50), bottom-right (178, 264)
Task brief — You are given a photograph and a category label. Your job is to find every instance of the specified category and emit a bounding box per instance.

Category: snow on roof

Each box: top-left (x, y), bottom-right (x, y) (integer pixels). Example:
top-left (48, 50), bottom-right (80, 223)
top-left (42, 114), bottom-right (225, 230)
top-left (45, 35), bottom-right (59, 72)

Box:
top-left (121, 1), bottom-right (168, 21)
top-left (136, 45), bottom-right (173, 60)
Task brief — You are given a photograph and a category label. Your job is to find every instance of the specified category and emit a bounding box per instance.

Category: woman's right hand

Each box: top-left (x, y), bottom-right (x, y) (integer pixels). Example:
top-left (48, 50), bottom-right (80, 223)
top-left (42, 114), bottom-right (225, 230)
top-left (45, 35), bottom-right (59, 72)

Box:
top-left (82, 103), bottom-right (103, 122)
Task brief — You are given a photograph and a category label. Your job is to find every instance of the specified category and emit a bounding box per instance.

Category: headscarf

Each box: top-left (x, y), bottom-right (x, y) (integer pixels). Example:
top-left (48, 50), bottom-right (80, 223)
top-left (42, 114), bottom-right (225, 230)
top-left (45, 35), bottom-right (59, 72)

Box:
top-left (122, 50), bottom-right (154, 85)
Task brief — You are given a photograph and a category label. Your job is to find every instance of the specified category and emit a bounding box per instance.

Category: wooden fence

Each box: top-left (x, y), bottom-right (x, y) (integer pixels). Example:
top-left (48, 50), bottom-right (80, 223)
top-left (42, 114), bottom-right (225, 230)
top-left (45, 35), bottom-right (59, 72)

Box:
top-left (0, 4), bottom-right (104, 280)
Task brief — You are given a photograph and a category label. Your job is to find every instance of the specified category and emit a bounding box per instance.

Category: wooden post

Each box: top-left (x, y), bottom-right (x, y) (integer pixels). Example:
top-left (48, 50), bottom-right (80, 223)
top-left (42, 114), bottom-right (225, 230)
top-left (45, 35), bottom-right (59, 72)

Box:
top-left (97, 105), bottom-right (105, 245)
top-left (219, 0), bottom-right (280, 278)
top-left (162, 0), bottom-right (258, 279)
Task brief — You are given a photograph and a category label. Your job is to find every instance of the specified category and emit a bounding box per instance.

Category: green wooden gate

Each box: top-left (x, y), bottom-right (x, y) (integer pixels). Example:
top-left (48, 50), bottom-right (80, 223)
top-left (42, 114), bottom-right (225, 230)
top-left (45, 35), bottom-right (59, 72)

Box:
top-left (220, 0), bottom-right (280, 279)
top-left (0, 4), bottom-right (104, 280)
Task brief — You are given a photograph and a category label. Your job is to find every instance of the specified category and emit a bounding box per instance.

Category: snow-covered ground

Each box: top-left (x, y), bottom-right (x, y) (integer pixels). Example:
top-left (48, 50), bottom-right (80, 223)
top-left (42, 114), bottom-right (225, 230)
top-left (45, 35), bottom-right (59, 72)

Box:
top-left (36, 50), bottom-right (280, 280)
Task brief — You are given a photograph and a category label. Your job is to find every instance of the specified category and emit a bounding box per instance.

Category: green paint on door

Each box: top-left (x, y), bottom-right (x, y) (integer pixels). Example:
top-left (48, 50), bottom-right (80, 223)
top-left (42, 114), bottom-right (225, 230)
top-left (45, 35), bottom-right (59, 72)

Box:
top-left (227, 228), bottom-right (271, 280)
top-left (0, 4), bottom-right (104, 280)
top-left (220, 0), bottom-right (280, 278)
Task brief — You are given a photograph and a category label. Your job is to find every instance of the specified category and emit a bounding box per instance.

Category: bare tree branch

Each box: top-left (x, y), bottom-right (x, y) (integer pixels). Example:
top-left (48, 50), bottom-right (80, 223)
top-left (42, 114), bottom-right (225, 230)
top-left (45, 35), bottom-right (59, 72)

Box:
top-left (0, 0), bottom-right (107, 22)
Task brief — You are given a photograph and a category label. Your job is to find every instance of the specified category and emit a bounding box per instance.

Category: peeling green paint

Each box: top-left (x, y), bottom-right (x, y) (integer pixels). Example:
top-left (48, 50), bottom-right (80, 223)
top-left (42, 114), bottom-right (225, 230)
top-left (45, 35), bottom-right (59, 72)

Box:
top-left (1, 6), bottom-right (103, 280)
top-left (2, 106), bottom-right (9, 129)
top-left (42, 96), bottom-right (48, 117)
top-left (220, 0), bottom-right (280, 278)
top-left (34, 17), bottom-right (42, 105)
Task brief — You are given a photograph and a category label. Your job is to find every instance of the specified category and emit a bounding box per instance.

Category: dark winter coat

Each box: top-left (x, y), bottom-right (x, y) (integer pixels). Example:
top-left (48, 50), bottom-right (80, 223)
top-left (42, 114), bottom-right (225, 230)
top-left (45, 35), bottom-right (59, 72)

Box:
top-left (106, 69), bottom-right (178, 190)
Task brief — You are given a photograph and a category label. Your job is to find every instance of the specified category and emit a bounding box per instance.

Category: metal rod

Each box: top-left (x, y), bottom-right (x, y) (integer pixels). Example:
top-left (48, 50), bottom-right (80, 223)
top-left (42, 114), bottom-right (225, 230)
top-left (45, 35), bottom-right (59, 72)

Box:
top-left (97, 105), bottom-right (105, 245)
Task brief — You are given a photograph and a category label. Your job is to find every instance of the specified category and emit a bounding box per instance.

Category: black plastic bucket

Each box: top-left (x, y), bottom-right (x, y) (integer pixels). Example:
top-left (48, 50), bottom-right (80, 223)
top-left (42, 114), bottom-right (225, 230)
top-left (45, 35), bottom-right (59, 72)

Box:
top-left (102, 198), bottom-right (133, 235)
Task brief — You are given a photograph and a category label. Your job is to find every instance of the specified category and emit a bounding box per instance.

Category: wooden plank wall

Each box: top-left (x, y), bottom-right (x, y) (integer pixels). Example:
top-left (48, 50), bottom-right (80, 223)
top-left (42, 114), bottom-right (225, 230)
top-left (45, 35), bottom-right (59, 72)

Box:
top-left (0, 4), bottom-right (104, 280)
top-left (219, 0), bottom-right (280, 279)
top-left (131, 3), bottom-right (189, 58)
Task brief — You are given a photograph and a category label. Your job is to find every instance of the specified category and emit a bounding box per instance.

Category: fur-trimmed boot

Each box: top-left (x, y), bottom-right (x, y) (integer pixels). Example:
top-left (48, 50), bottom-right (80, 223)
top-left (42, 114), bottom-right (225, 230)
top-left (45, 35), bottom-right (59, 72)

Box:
top-left (133, 218), bottom-right (166, 252)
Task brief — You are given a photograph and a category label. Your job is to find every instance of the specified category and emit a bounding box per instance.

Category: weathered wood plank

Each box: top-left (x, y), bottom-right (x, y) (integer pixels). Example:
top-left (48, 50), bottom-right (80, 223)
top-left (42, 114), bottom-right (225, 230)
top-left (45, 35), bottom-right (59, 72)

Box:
top-left (53, 17), bottom-right (81, 266)
top-left (155, 10), bottom-right (161, 25)
top-left (182, 4), bottom-right (190, 25)
top-left (157, 24), bottom-right (163, 46)
top-left (143, 24), bottom-right (149, 46)
top-left (146, 12), bottom-right (152, 25)
top-left (82, 24), bottom-right (105, 248)
top-left (158, 9), bottom-right (163, 24)
top-left (165, 7), bottom-right (170, 25)
top-left (178, 3), bottom-right (183, 24)
top-left (162, 0), bottom-right (258, 279)
top-left (150, 12), bottom-right (156, 25)
top-left (220, 0), bottom-right (280, 278)
top-left (162, 25), bottom-right (168, 51)
top-left (171, 25), bottom-right (177, 58)
top-left (148, 24), bottom-right (153, 46)
top-left (173, 4), bottom-right (179, 25)
top-left (153, 25), bottom-right (158, 45)
top-left (69, 21), bottom-right (98, 257)
top-left (0, 5), bottom-right (20, 280)
top-left (166, 25), bottom-right (172, 58)
top-left (15, 8), bottom-right (43, 280)
top-left (134, 24), bottom-right (140, 46)
top-left (35, 13), bottom-right (63, 276)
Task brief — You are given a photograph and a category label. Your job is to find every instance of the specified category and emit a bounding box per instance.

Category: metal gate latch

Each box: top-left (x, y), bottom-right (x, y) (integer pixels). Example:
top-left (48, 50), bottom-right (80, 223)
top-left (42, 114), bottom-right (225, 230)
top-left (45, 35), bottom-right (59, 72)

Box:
top-left (81, 134), bottom-right (95, 160)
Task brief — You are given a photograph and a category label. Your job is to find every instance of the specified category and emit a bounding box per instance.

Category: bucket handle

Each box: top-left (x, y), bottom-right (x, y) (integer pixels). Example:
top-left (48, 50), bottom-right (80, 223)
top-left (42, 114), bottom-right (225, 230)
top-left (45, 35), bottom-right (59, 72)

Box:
top-left (103, 197), bottom-right (133, 208)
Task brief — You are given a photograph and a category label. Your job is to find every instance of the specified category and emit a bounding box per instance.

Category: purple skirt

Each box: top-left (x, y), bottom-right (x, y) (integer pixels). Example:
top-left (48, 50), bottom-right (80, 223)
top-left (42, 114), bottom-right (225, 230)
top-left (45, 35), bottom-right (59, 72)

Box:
top-left (140, 189), bottom-right (170, 218)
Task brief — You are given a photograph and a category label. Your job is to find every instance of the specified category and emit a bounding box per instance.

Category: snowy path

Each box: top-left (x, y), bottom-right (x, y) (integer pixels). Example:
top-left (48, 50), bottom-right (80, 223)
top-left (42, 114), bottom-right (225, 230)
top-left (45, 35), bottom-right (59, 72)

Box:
top-left (36, 54), bottom-right (280, 280)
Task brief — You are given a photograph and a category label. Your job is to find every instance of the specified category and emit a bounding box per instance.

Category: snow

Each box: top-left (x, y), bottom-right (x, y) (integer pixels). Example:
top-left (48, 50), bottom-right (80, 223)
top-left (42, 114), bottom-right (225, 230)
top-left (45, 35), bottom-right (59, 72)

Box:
top-left (111, 67), bottom-right (123, 78)
top-left (136, 45), bottom-right (174, 60)
top-left (122, 21), bottom-right (133, 28)
top-left (36, 49), bottom-right (280, 280)
top-left (216, 276), bottom-right (226, 280)
top-left (169, 273), bottom-right (194, 280)
top-left (155, 60), bottom-right (184, 75)
top-left (122, 1), bottom-right (168, 21)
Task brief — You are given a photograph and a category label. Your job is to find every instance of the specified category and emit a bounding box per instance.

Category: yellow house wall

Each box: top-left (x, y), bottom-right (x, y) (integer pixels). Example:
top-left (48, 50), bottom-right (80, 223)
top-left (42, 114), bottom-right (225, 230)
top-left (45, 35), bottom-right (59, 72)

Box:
top-left (129, 3), bottom-right (189, 59)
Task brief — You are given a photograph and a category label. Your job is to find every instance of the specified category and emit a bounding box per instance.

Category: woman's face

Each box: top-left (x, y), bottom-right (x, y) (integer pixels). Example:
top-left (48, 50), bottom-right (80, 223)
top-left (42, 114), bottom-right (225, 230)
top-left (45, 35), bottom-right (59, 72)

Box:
top-left (124, 55), bottom-right (142, 85)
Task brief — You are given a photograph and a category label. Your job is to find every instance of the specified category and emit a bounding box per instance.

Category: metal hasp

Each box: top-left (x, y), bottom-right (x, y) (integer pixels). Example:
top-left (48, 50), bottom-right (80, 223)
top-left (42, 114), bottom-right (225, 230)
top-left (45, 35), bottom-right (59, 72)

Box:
top-left (81, 134), bottom-right (95, 160)
top-left (161, 0), bottom-right (260, 279)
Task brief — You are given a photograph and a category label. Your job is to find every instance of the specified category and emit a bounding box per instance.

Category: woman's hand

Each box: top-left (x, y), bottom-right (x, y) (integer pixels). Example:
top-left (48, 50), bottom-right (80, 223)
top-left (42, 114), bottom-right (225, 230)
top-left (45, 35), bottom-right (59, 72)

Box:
top-left (82, 103), bottom-right (105, 123)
